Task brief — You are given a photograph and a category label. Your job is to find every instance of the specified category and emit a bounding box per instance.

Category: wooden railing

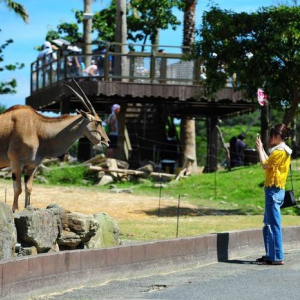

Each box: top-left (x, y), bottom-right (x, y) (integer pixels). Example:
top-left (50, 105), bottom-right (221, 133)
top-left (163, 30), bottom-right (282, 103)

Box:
top-left (30, 44), bottom-right (209, 94)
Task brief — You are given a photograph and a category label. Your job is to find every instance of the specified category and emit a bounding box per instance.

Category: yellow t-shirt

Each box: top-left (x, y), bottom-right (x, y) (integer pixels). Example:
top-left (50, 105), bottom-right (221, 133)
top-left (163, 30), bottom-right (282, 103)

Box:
top-left (263, 149), bottom-right (291, 189)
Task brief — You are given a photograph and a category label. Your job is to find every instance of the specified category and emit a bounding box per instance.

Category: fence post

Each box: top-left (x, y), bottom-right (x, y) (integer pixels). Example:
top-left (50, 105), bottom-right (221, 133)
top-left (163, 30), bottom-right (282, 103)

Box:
top-left (104, 44), bottom-right (110, 81)
top-left (194, 57), bottom-right (201, 85)
top-left (150, 49), bottom-right (156, 84)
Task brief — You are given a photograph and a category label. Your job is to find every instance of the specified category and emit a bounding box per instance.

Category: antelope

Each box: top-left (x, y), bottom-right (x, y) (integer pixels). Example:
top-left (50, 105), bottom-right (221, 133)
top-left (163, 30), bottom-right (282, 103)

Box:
top-left (0, 79), bottom-right (109, 212)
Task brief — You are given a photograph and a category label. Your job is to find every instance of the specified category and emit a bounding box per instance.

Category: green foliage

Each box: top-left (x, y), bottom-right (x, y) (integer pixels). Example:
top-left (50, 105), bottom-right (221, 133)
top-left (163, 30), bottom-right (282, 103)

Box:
top-left (195, 111), bottom-right (262, 166)
top-left (0, 1), bottom-right (28, 94)
top-left (194, 5), bottom-right (300, 124)
top-left (0, 104), bottom-right (6, 113)
top-left (44, 0), bottom-right (181, 48)
top-left (68, 141), bottom-right (78, 158)
top-left (0, 29), bottom-right (24, 94)
top-left (75, 1), bottom-right (116, 44)
top-left (128, 0), bottom-right (182, 44)
top-left (1, 0), bottom-right (29, 23)
top-left (44, 165), bottom-right (98, 186)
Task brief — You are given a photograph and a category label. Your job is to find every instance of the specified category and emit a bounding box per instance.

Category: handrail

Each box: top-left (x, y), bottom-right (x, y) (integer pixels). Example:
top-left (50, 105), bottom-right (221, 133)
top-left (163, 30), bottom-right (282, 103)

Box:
top-left (30, 44), bottom-right (210, 95)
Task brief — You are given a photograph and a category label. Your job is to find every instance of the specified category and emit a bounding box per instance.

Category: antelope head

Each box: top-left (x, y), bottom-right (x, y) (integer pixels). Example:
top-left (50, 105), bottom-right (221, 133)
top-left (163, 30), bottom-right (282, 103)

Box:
top-left (66, 79), bottom-right (110, 147)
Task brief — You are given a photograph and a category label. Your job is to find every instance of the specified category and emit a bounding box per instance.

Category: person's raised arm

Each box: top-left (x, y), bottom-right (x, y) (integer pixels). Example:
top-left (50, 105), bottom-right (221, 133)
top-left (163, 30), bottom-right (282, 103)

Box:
top-left (256, 135), bottom-right (268, 169)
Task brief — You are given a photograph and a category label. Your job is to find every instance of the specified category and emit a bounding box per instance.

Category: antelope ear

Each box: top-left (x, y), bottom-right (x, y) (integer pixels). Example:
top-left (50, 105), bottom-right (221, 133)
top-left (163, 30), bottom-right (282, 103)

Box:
top-left (78, 109), bottom-right (94, 122)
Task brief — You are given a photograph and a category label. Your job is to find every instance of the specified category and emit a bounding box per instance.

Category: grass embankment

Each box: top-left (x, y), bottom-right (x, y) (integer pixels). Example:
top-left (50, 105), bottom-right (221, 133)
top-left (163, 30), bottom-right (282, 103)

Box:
top-left (37, 162), bottom-right (300, 242)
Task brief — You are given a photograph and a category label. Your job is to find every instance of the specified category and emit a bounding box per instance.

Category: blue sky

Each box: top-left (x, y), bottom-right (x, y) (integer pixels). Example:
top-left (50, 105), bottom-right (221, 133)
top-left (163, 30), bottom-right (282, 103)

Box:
top-left (1, 0), bottom-right (274, 109)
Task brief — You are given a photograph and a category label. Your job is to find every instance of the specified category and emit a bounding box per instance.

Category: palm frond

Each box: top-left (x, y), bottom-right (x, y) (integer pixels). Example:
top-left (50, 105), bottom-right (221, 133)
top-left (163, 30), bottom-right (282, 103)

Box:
top-left (1, 0), bottom-right (29, 23)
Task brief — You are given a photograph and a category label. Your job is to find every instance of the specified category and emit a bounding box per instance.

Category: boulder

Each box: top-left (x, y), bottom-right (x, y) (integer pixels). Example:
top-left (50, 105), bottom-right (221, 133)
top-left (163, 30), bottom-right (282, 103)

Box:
top-left (46, 203), bottom-right (66, 235)
top-left (58, 212), bottom-right (99, 249)
top-left (86, 213), bottom-right (119, 249)
top-left (0, 202), bottom-right (17, 260)
top-left (137, 164), bottom-right (154, 178)
top-left (14, 206), bottom-right (59, 253)
top-left (98, 175), bottom-right (114, 186)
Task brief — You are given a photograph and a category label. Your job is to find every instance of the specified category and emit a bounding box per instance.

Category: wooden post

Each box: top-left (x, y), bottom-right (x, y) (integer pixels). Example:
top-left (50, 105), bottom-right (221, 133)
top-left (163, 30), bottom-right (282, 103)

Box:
top-left (129, 55), bottom-right (135, 82)
top-left (104, 43), bottom-right (110, 81)
top-left (60, 97), bottom-right (70, 115)
top-left (204, 116), bottom-right (218, 173)
top-left (160, 56), bottom-right (167, 84)
top-left (115, 103), bottom-right (128, 161)
top-left (150, 50), bottom-right (156, 83)
top-left (30, 63), bottom-right (34, 93)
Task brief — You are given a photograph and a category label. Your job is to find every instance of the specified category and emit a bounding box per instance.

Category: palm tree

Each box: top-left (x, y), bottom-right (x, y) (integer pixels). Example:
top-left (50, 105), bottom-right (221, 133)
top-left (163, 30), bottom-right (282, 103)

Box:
top-left (180, 0), bottom-right (198, 173)
top-left (1, 0), bottom-right (29, 23)
top-left (115, 0), bottom-right (127, 78)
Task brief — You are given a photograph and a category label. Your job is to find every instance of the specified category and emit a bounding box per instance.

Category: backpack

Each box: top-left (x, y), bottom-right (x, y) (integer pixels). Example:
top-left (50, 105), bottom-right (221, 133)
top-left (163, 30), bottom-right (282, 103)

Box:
top-left (104, 114), bottom-right (112, 134)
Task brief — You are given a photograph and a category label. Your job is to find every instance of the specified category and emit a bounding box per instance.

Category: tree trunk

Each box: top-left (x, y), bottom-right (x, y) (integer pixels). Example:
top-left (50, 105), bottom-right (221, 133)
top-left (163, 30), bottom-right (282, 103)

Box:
top-left (180, 0), bottom-right (198, 173)
top-left (81, 0), bottom-right (93, 161)
top-left (203, 117), bottom-right (218, 173)
top-left (83, 0), bottom-right (92, 67)
top-left (180, 117), bottom-right (197, 173)
top-left (115, 0), bottom-right (127, 80)
top-left (183, 1), bottom-right (197, 48)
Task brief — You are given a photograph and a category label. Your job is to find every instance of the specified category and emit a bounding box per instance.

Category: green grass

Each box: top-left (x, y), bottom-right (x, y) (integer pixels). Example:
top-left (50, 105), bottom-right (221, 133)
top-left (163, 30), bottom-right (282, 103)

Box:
top-left (111, 162), bottom-right (300, 216)
top-left (33, 161), bottom-right (300, 242)
top-left (118, 215), bottom-right (300, 241)
top-left (43, 164), bottom-right (99, 186)
top-left (41, 161), bottom-right (300, 217)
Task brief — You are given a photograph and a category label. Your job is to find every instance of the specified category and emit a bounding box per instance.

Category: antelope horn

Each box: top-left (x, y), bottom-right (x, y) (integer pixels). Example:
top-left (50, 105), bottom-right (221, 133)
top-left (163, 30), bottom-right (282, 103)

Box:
top-left (72, 79), bottom-right (97, 116)
top-left (65, 84), bottom-right (91, 113)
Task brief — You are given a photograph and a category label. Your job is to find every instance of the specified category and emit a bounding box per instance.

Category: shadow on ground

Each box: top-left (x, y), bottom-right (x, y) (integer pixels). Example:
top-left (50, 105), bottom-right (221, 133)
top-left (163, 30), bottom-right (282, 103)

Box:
top-left (141, 206), bottom-right (248, 217)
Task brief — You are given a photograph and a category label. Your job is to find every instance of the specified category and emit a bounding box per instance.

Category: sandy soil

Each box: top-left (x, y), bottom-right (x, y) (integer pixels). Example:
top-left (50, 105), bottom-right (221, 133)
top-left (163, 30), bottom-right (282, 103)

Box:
top-left (0, 181), bottom-right (199, 221)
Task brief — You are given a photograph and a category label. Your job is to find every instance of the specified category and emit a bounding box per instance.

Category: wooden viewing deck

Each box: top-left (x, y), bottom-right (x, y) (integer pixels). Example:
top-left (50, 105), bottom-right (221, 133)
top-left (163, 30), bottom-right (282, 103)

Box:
top-left (26, 44), bottom-right (255, 117)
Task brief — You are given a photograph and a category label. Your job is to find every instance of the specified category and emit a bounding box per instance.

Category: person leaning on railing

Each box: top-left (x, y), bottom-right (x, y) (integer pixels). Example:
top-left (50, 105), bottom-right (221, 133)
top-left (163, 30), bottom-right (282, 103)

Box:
top-left (37, 41), bottom-right (58, 85)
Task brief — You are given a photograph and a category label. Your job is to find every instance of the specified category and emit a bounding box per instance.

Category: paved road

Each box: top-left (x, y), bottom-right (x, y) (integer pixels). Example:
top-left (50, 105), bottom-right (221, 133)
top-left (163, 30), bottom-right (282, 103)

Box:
top-left (32, 250), bottom-right (300, 300)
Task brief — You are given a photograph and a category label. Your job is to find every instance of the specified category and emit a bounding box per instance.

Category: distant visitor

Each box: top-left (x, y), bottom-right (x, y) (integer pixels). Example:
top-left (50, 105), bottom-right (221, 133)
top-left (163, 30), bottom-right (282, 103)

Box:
top-left (229, 133), bottom-right (246, 168)
top-left (106, 104), bottom-right (121, 158)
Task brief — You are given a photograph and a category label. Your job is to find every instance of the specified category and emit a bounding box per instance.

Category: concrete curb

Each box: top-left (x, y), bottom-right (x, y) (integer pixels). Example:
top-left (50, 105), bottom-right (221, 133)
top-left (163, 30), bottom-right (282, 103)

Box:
top-left (1, 226), bottom-right (300, 299)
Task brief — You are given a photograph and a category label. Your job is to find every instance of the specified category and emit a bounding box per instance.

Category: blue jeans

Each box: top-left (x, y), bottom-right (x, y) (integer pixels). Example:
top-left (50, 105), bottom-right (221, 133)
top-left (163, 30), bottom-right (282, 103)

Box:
top-left (263, 187), bottom-right (285, 261)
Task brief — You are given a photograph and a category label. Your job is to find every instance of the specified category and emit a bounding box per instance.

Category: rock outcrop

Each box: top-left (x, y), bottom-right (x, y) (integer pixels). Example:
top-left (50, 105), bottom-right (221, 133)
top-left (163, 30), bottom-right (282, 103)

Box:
top-left (0, 203), bottom-right (120, 260)
top-left (58, 212), bottom-right (99, 250)
top-left (14, 206), bottom-right (59, 253)
top-left (87, 213), bottom-right (119, 248)
top-left (0, 202), bottom-right (17, 259)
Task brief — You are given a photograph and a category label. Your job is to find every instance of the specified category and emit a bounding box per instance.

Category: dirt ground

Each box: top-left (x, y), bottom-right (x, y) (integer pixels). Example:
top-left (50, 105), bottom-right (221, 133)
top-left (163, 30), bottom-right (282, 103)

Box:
top-left (0, 181), bottom-right (199, 221)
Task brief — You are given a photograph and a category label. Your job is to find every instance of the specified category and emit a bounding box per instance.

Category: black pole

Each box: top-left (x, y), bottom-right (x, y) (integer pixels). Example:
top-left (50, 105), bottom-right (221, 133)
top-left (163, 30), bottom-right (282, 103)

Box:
top-left (214, 169), bottom-right (217, 200)
top-left (158, 174), bottom-right (162, 217)
top-left (176, 194), bottom-right (181, 238)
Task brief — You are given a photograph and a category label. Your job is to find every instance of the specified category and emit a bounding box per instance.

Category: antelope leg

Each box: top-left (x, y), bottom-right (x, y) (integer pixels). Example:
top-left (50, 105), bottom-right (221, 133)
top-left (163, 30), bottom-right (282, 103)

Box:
top-left (24, 167), bottom-right (36, 208)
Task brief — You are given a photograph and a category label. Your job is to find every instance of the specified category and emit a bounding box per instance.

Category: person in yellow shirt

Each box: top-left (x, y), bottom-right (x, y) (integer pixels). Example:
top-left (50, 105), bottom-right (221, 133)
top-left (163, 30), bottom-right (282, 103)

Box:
top-left (256, 124), bottom-right (292, 265)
